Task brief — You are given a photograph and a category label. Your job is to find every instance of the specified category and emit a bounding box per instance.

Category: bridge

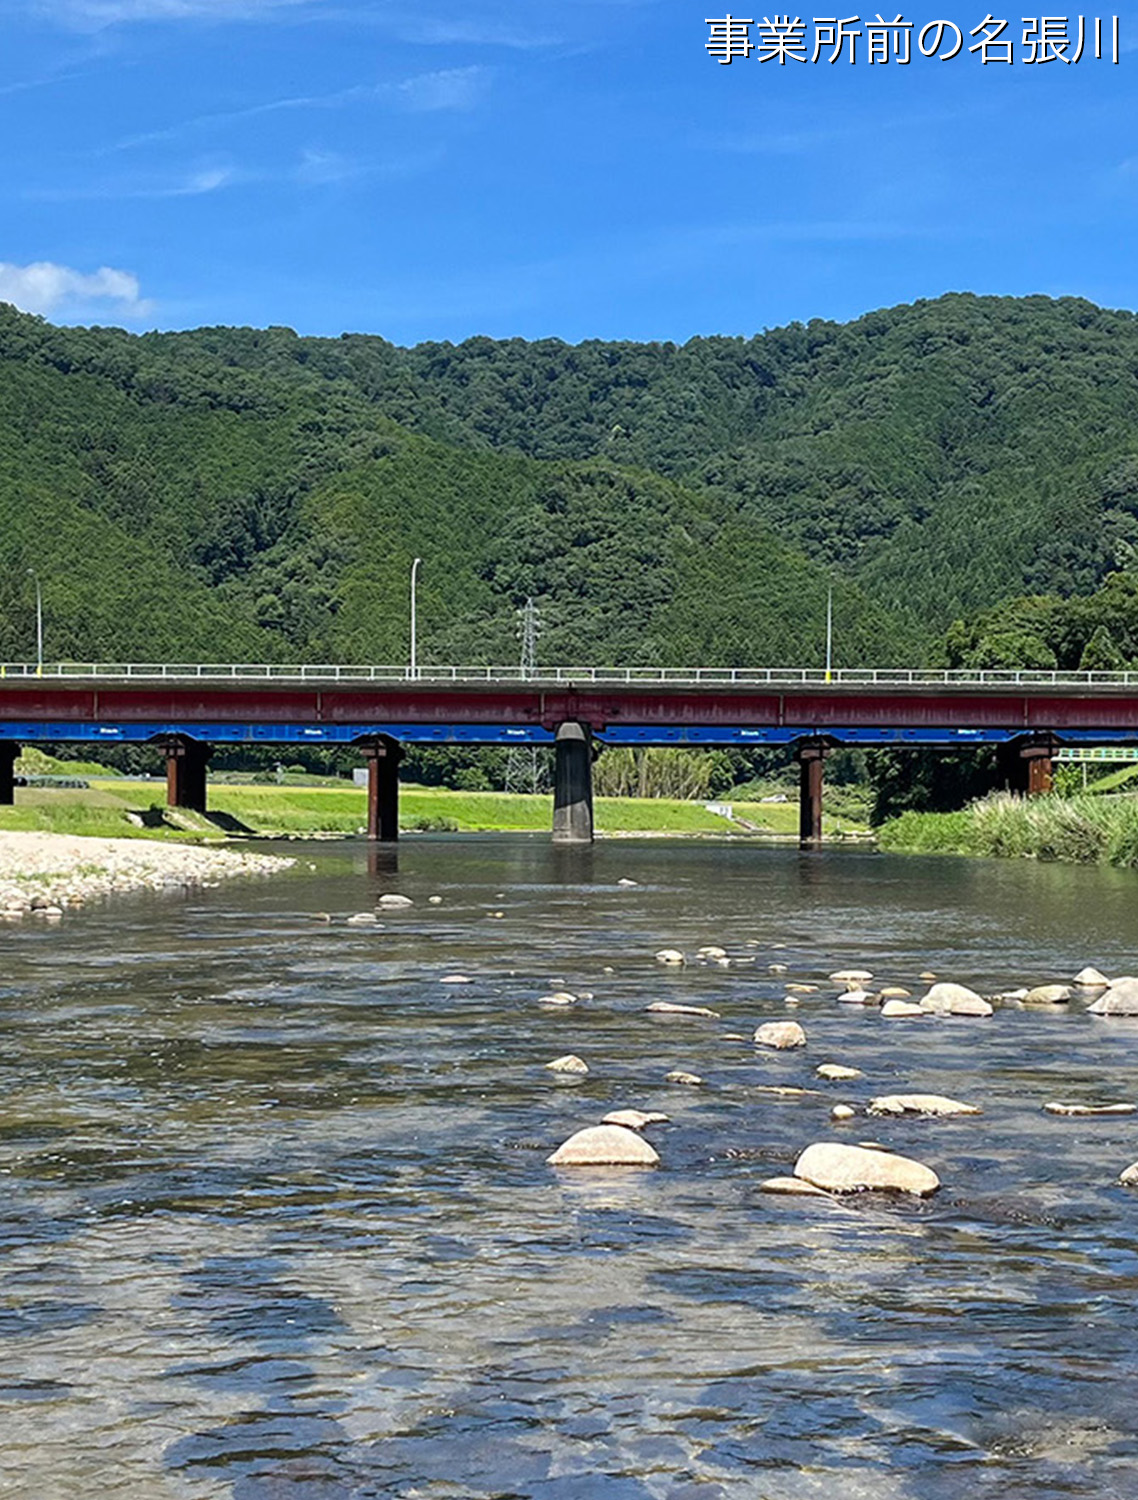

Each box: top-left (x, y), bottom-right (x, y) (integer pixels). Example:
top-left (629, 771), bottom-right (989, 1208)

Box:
top-left (3, 662), bottom-right (1138, 844)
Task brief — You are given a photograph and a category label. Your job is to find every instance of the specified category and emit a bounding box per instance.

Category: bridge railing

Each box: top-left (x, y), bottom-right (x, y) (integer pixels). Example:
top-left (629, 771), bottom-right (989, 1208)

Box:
top-left (3, 663), bottom-right (1138, 688)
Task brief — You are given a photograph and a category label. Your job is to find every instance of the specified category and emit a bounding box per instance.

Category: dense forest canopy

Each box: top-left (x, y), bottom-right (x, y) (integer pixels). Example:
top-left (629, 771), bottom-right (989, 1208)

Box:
top-left (2, 292), bottom-right (1138, 668)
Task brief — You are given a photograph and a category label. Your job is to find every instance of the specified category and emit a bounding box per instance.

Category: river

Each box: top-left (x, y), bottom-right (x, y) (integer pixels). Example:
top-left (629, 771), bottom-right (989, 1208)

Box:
top-left (1, 836), bottom-right (1137, 1499)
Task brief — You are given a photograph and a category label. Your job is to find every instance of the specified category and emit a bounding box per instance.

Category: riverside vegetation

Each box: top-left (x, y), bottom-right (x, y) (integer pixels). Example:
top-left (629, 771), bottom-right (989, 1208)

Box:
top-left (879, 790), bottom-right (1138, 867)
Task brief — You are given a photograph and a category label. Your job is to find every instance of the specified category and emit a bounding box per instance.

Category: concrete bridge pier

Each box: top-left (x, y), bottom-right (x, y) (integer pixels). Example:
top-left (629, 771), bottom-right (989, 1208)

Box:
top-left (553, 721), bottom-right (594, 844)
top-left (161, 737), bottom-right (212, 813)
top-left (0, 741), bottom-right (18, 805)
top-left (361, 735), bottom-right (403, 842)
top-left (796, 742), bottom-right (828, 848)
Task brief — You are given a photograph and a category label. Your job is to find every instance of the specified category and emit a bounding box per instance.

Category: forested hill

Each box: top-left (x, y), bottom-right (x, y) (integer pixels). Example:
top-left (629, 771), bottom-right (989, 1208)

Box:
top-left (2, 292), bottom-right (1138, 665)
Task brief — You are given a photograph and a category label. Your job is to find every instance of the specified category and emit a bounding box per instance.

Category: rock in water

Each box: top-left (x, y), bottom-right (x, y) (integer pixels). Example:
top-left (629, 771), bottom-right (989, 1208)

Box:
top-left (869, 1093), bottom-right (981, 1117)
top-left (1119, 1161), bottom-right (1138, 1186)
top-left (816, 1063), bottom-right (863, 1080)
top-left (794, 1141), bottom-right (940, 1196)
top-left (831, 1104), bottom-right (856, 1121)
top-left (602, 1109), bottom-right (670, 1129)
top-left (346, 912), bottom-right (380, 926)
top-left (1074, 966), bottom-right (1110, 988)
top-left (881, 999), bottom-right (926, 1017)
top-left (545, 1054), bottom-right (589, 1074)
top-left (547, 1125), bottom-right (660, 1167)
top-left (645, 1001), bottom-right (720, 1018)
top-left (758, 1176), bottom-right (830, 1197)
top-left (665, 1070), bottom-right (703, 1086)
top-left (1088, 977), bottom-right (1138, 1016)
top-left (697, 946), bottom-right (727, 960)
top-left (836, 988), bottom-right (877, 1006)
top-left (787, 983), bottom-right (818, 994)
top-left (538, 991), bottom-right (578, 1007)
top-left (919, 982), bottom-right (993, 1017)
top-left (655, 949), bottom-right (686, 966)
top-left (377, 893), bottom-right (414, 908)
top-left (1022, 984), bottom-right (1072, 1006)
top-left (879, 986), bottom-right (912, 999)
top-left (830, 969), bottom-right (873, 984)
top-left (754, 1021), bottom-right (807, 1049)
top-left (1043, 1101), bottom-right (1135, 1116)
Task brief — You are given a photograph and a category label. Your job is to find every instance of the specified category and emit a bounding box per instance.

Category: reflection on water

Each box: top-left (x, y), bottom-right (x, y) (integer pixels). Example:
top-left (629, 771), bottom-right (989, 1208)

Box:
top-left (1, 836), bottom-right (1138, 1497)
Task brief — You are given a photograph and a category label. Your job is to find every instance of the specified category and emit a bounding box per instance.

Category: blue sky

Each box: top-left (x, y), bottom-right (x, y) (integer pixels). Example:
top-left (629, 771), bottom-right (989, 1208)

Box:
top-left (1, 0), bottom-right (1135, 342)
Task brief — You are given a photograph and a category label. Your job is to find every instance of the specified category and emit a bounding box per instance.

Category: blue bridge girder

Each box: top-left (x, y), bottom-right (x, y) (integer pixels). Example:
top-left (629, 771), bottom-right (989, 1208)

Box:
top-left (6, 720), bottom-right (1138, 748)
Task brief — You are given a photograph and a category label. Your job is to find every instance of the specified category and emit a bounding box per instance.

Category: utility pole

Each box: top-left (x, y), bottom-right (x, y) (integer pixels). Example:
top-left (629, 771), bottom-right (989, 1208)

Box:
top-left (504, 598), bottom-right (543, 794)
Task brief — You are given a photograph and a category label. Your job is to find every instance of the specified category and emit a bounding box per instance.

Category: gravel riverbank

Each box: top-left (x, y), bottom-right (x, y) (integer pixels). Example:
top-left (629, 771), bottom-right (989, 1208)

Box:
top-left (0, 832), bottom-right (294, 917)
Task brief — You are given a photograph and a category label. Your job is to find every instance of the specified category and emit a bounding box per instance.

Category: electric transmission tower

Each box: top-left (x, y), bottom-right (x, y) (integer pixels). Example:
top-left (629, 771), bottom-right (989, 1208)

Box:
top-left (504, 598), bottom-right (544, 794)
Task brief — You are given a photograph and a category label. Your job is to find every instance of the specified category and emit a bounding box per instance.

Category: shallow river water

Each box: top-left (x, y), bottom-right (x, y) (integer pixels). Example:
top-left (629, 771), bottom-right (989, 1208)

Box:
top-left (2, 836), bottom-right (1138, 1499)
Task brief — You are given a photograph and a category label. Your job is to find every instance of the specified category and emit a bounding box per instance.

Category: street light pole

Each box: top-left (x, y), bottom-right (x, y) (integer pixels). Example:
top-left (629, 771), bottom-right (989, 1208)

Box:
top-left (26, 569), bottom-right (42, 675)
top-left (825, 584), bottom-right (833, 683)
top-left (410, 557), bottom-right (422, 680)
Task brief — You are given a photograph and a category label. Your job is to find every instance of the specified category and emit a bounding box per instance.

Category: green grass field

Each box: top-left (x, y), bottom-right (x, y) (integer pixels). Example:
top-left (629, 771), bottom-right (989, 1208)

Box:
top-left (0, 778), bottom-right (869, 841)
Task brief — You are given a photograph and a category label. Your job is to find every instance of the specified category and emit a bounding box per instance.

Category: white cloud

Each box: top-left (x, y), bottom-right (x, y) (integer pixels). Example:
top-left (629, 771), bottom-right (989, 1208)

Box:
top-left (104, 64), bottom-right (491, 155)
top-left (402, 18), bottom-right (557, 49)
top-left (393, 66), bottom-right (488, 112)
top-left (0, 261), bottom-right (153, 318)
top-left (28, 163), bottom-right (239, 201)
top-left (35, 0), bottom-right (319, 28)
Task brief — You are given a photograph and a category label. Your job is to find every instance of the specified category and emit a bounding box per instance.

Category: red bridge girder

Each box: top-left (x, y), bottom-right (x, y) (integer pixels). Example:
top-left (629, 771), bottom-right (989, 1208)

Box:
top-left (0, 680), bottom-right (1137, 731)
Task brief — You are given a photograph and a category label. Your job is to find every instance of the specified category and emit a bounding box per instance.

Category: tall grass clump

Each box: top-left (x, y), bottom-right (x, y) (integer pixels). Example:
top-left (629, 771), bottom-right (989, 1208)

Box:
top-left (881, 790), bottom-right (1138, 867)
top-left (876, 809), bottom-right (976, 854)
top-left (969, 792), bottom-right (1106, 863)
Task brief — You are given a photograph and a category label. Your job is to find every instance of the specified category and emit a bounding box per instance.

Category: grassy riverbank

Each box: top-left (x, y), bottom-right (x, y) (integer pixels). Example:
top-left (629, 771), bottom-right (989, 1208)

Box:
top-left (0, 779), bottom-right (870, 841)
top-left (879, 791), bottom-right (1138, 867)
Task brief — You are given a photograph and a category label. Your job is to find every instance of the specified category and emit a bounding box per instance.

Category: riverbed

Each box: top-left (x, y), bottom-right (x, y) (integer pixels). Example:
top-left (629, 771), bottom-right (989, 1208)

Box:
top-left (1, 836), bottom-right (1137, 1498)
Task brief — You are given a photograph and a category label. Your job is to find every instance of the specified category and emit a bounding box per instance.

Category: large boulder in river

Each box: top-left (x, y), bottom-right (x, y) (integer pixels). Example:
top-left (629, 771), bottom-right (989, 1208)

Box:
top-left (547, 1125), bottom-right (660, 1167)
top-left (793, 1141), bottom-right (940, 1196)
top-left (1022, 984), bottom-right (1071, 1006)
top-left (868, 1093), bottom-right (981, 1118)
top-left (1074, 966), bottom-right (1110, 989)
top-left (919, 982), bottom-right (993, 1017)
top-left (754, 1021), bottom-right (807, 1050)
top-left (1088, 978), bottom-right (1138, 1016)
top-left (881, 999), bottom-right (925, 1018)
